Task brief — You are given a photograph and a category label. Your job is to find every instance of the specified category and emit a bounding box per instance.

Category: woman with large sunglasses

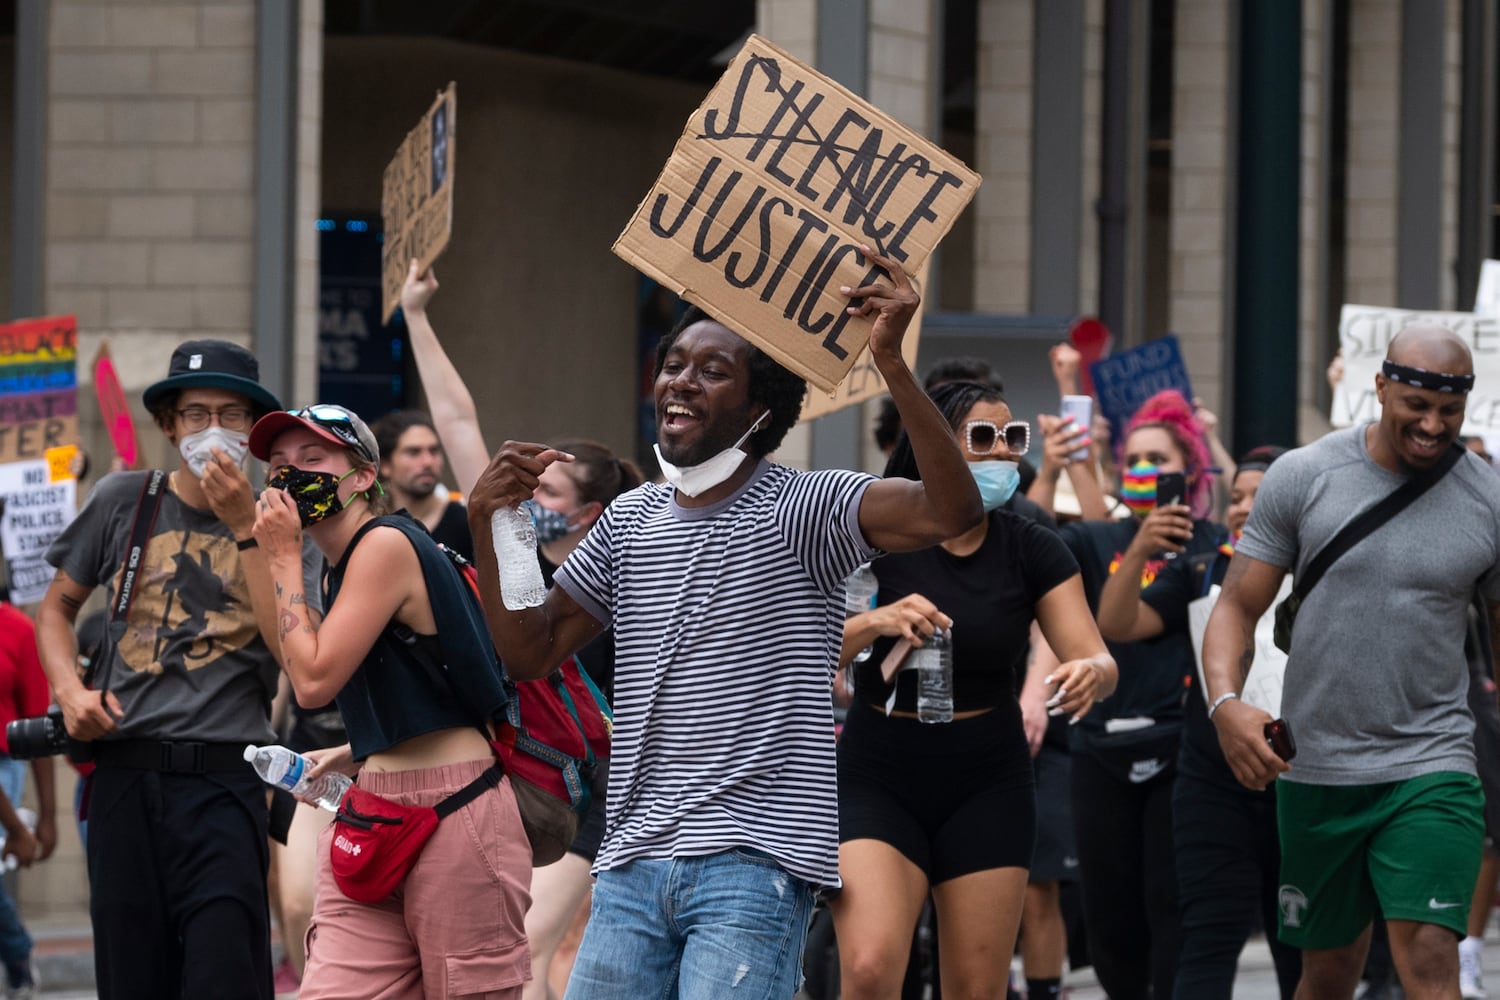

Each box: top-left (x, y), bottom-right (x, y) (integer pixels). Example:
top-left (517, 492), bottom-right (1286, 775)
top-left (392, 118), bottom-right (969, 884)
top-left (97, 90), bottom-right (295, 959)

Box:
top-left (247, 403), bottom-right (533, 998)
top-left (830, 379), bottom-right (1116, 999)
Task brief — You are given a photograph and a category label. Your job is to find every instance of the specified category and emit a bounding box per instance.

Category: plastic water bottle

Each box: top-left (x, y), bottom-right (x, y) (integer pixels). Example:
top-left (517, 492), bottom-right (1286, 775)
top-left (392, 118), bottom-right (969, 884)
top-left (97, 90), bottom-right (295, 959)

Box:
top-left (915, 626), bottom-right (954, 724)
top-left (492, 505), bottom-right (547, 610)
top-left (243, 744), bottom-right (352, 812)
top-left (843, 563), bottom-right (879, 664)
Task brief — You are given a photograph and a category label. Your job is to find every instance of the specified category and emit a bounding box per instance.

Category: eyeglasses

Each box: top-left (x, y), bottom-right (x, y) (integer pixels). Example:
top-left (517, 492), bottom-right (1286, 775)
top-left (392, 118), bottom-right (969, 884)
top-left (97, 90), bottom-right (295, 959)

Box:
top-left (177, 406), bottom-right (253, 432)
top-left (291, 404), bottom-right (375, 463)
top-left (964, 419), bottom-right (1029, 457)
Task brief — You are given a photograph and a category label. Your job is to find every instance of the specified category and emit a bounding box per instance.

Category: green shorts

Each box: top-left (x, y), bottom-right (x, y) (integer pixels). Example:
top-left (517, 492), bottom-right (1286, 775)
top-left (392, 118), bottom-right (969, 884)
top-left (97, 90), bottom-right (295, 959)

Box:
top-left (1275, 772), bottom-right (1483, 949)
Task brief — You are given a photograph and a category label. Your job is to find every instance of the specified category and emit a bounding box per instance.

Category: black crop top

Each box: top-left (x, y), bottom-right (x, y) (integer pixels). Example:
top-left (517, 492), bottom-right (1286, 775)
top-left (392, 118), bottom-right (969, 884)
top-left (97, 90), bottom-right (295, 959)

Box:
top-left (853, 509), bottom-right (1079, 713)
top-left (325, 513), bottom-right (508, 761)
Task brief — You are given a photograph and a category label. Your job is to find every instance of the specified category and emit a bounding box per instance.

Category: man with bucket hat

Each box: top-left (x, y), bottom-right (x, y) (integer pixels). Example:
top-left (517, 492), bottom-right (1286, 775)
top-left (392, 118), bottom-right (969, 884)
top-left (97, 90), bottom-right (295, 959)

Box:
top-left (35, 340), bottom-right (318, 1000)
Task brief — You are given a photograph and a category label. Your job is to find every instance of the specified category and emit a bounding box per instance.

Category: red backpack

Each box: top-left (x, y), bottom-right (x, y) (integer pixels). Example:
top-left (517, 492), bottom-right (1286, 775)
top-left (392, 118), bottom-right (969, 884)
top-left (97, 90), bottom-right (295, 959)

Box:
top-left (439, 544), bottom-right (613, 865)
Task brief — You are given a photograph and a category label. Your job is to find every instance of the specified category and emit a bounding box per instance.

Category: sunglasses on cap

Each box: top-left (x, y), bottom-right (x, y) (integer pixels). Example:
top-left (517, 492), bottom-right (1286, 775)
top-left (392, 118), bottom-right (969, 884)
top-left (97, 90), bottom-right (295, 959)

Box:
top-left (292, 404), bottom-right (375, 463)
top-left (963, 419), bottom-right (1030, 457)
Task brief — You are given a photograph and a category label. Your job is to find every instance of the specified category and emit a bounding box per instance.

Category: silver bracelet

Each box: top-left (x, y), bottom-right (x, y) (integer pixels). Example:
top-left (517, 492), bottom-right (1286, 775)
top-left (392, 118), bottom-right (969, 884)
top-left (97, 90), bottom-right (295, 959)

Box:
top-left (1207, 692), bottom-right (1240, 720)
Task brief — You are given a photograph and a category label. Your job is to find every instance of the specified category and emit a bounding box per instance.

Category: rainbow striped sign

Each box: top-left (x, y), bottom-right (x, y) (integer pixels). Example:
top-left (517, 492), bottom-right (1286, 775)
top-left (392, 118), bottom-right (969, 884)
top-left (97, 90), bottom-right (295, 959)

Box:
top-left (0, 316), bottom-right (77, 465)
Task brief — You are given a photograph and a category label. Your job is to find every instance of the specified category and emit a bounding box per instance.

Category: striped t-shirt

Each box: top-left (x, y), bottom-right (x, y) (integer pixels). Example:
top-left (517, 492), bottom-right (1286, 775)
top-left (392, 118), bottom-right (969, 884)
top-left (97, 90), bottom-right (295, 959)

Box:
top-left (554, 458), bottom-right (877, 888)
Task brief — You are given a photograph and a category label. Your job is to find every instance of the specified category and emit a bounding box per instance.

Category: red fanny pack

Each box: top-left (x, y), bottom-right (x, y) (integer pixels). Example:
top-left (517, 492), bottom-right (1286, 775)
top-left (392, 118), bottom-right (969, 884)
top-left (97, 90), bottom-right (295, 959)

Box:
top-left (330, 764), bottom-right (502, 903)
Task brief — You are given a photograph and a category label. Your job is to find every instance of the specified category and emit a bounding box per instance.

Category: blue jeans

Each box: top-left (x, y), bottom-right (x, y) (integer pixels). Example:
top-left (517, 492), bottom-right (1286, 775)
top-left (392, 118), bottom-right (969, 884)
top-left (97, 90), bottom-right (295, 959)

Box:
top-left (0, 757), bottom-right (32, 984)
top-left (563, 849), bottom-right (816, 1000)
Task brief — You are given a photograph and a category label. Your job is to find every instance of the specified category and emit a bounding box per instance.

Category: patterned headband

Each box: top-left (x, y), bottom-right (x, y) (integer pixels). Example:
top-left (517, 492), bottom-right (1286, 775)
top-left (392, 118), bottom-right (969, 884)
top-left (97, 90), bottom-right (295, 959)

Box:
top-left (1381, 360), bottom-right (1475, 394)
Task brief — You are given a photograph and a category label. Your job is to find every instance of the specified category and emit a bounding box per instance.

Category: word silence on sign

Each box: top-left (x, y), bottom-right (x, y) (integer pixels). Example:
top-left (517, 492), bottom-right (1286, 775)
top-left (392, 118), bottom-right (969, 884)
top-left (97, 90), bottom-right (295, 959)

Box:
top-left (0, 316), bottom-right (78, 465)
top-left (615, 34), bottom-right (979, 394)
top-left (382, 83), bottom-right (456, 323)
top-left (1332, 304), bottom-right (1500, 435)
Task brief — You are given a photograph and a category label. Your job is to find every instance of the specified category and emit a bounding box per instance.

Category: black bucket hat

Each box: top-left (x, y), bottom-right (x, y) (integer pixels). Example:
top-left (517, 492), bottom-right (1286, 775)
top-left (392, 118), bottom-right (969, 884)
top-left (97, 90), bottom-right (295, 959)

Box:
top-left (142, 340), bottom-right (281, 415)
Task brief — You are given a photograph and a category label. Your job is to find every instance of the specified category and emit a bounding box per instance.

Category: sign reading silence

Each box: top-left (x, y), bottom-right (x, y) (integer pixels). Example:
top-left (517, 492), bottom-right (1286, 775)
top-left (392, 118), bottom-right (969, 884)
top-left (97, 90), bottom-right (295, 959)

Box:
top-left (614, 34), bottom-right (980, 395)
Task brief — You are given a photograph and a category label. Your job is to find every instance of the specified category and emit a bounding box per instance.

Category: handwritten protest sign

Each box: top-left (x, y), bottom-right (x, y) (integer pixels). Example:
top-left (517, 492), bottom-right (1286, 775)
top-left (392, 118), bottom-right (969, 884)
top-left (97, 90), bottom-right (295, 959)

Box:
top-left (1088, 334), bottom-right (1194, 433)
top-left (381, 83), bottom-right (455, 322)
top-left (0, 459), bottom-right (75, 605)
top-left (0, 316), bottom-right (78, 465)
top-left (1330, 304), bottom-right (1500, 435)
top-left (799, 263), bottom-right (928, 422)
top-left (1476, 261), bottom-right (1500, 317)
top-left (93, 341), bottom-right (138, 469)
top-left (615, 35), bottom-right (980, 394)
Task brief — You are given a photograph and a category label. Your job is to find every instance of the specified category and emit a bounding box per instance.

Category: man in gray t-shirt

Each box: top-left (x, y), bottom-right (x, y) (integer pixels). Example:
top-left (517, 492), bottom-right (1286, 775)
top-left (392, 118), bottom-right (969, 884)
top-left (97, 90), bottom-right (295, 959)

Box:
top-left (36, 340), bottom-right (300, 1000)
top-left (1203, 326), bottom-right (1500, 998)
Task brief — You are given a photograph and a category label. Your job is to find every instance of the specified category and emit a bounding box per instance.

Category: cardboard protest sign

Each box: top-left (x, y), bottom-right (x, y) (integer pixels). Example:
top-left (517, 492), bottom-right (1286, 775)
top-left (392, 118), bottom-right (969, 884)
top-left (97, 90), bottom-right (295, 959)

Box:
top-left (93, 341), bottom-right (138, 469)
top-left (1331, 304), bottom-right (1500, 435)
top-left (381, 83), bottom-right (456, 322)
top-left (0, 459), bottom-right (76, 605)
top-left (799, 263), bottom-right (928, 422)
top-left (614, 34), bottom-right (980, 394)
top-left (1088, 334), bottom-right (1194, 433)
top-left (0, 316), bottom-right (78, 465)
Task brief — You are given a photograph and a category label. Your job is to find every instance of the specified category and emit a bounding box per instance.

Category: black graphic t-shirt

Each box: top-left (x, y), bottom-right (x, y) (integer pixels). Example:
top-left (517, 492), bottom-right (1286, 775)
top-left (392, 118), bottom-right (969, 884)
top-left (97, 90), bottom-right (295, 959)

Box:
top-left (47, 470), bottom-right (317, 744)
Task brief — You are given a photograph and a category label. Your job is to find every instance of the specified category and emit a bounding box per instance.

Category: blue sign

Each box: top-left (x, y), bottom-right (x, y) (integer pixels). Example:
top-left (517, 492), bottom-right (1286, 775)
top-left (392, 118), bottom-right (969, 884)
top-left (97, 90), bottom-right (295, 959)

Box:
top-left (1088, 334), bottom-right (1195, 434)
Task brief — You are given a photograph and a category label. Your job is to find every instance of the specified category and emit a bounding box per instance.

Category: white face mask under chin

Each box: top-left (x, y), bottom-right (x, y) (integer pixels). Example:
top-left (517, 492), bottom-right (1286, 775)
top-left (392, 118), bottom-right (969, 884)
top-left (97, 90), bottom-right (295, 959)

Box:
top-left (179, 425), bottom-right (250, 478)
top-left (655, 411), bottom-right (770, 498)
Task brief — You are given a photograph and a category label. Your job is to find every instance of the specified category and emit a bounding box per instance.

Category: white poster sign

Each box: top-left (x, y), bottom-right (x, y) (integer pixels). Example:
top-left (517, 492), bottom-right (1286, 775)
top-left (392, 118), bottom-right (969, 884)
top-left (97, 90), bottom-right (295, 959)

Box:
top-left (1188, 577), bottom-right (1292, 718)
top-left (0, 460), bottom-right (76, 605)
top-left (1331, 304), bottom-right (1500, 436)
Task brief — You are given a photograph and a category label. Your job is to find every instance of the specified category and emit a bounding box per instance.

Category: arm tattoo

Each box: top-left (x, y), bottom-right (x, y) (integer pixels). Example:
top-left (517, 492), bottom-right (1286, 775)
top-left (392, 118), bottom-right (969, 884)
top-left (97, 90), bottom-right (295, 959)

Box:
top-left (59, 593), bottom-right (82, 611)
top-left (278, 608), bottom-right (299, 642)
top-left (289, 593), bottom-right (306, 606)
top-left (274, 581), bottom-right (283, 599)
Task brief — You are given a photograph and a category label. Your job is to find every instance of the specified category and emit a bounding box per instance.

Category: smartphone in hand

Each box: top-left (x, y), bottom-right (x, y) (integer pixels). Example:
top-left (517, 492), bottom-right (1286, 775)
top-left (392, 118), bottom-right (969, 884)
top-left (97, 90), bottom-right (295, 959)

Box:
top-left (1155, 471), bottom-right (1187, 508)
top-left (1059, 395), bottom-right (1093, 463)
top-left (1264, 718), bottom-right (1297, 761)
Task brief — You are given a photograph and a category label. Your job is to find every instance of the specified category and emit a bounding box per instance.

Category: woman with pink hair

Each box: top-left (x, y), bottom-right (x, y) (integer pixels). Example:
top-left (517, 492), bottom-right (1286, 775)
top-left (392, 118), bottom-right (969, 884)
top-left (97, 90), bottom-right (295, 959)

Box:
top-left (1056, 390), bottom-right (1227, 1000)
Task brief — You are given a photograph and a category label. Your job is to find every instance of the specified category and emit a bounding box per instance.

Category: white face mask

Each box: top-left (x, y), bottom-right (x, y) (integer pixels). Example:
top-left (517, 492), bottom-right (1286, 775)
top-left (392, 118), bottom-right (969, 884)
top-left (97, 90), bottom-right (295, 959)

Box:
top-left (654, 411), bottom-right (769, 498)
top-left (179, 425), bottom-right (250, 478)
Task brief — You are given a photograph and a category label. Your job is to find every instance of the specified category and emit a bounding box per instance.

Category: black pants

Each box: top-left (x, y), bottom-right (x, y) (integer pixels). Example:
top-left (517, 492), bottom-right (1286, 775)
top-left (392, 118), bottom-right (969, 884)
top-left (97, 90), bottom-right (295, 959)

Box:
top-left (1172, 770), bottom-right (1302, 1000)
top-left (87, 765), bottom-right (272, 1000)
top-left (1071, 745), bottom-right (1180, 1000)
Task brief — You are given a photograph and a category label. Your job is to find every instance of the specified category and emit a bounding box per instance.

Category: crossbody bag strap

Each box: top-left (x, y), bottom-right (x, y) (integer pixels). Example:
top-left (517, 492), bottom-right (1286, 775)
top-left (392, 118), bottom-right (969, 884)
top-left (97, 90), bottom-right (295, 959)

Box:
top-left (1292, 443), bottom-right (1464, 603)
top-left (100, 469), bottom-right (169, 697)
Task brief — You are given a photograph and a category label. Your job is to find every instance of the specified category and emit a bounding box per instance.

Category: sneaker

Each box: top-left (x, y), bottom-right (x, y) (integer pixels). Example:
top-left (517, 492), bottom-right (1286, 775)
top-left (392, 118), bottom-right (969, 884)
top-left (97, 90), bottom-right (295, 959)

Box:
top-left (273, 955), bottom-right (301, 999)
top-left (6, 963), bottom-right (37, 1000)
top-left (1464, 941), bottom-right (1488, 995)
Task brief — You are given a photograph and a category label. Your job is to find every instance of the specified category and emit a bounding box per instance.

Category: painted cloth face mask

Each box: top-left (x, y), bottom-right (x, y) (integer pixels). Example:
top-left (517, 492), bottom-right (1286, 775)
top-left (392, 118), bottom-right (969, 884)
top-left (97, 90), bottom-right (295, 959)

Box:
top-left (524, 500), bottom-right (575, 544)
top-left (655, 411), bottom-right (770, 498)
top-left (180, 426), bottom-right (249, 478)
top-left (970, 460), bottom-right (1020, 511)
top-left (266, 466), bottom-right (360, 527)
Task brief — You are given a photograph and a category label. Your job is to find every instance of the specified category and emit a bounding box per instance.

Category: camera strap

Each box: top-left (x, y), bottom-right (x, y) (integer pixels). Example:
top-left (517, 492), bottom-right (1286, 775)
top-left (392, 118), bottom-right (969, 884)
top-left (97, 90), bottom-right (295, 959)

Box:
top-left (102, 471), bottom-right (169, 696)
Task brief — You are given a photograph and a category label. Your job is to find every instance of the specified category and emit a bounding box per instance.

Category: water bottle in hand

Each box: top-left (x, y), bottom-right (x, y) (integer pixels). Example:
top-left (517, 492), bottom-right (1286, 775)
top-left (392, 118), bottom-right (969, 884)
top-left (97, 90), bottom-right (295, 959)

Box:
top-left (492, 504), bottom-right (547, 610)
top-left (244, 744), bottom-right (352, 812)
top-left (843, 563), bottom-right (879, 664)
top-left (0, 806), bottom-right (37, 871)
top-left (915, 626), bottom-right (954, 724)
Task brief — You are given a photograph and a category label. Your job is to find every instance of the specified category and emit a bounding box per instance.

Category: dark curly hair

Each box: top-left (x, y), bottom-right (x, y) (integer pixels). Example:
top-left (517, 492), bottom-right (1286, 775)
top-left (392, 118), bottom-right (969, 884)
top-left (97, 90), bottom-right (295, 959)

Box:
top-left (883, 380), bottom-right (1005, 481)
top-left (652, 306), bottom-right (808, 458)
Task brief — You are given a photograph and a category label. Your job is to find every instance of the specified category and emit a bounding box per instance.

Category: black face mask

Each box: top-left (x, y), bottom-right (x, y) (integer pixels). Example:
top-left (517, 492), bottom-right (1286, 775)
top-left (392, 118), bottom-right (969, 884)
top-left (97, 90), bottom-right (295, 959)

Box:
top-left (266, 465), bottom-right (355, 527)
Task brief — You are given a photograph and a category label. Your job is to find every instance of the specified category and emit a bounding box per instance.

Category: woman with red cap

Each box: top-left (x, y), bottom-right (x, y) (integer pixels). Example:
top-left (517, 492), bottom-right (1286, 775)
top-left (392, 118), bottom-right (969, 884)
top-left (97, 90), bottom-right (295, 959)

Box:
top-left (248, 403), bottom-right (532, 999)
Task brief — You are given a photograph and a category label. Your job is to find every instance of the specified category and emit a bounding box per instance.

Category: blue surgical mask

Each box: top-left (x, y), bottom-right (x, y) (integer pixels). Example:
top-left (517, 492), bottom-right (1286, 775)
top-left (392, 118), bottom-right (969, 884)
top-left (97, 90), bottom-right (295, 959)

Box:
top-left (523, 500), bottom-right (574, 544)
top-left (970, 460), bottom-right (1020, 511)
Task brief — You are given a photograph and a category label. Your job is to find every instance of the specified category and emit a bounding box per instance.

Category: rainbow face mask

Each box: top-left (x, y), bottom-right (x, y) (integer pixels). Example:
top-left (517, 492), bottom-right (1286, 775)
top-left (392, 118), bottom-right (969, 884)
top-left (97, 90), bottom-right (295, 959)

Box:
top-left (1121, 461), bottom-right (1158, 518)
